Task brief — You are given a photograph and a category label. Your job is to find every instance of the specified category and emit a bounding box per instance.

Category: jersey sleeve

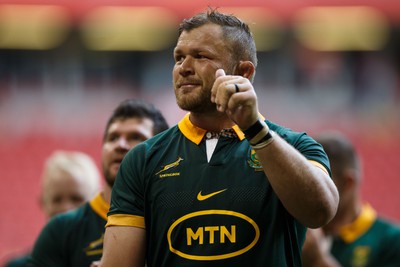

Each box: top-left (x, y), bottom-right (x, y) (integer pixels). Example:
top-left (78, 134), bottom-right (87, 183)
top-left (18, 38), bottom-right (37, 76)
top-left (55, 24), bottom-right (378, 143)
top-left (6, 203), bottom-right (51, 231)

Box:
top-left (294, 132), bottom-right (331, 176)
top-left (106, 143), bottom-right (147, 229)
top-left (268, 122), bottom-right (331, 177)
top-left (29, 215), bottom-right (70, 267)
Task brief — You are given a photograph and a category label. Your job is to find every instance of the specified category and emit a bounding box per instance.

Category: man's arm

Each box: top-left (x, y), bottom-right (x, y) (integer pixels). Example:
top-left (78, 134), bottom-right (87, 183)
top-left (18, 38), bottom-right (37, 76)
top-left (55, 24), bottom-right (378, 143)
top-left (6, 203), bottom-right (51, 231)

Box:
top-left (99, 226), bottom-right (146, 267)
top-left (212, 68), bottom-right (339, 228)
top-left (302, 228), bottom-right (341, 267)
top-left (252, 134), bottom-right (338, 228)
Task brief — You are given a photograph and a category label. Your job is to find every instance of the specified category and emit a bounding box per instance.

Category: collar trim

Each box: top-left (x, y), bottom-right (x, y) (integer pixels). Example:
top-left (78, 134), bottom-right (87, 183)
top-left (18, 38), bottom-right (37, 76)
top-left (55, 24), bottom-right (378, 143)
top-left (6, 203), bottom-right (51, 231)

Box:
top-left (338, 203), bottom-right (377, 243)
top-left (89, 193), bottom-right (110, 220)
top-left (178, 113), bottom-right (246, 145)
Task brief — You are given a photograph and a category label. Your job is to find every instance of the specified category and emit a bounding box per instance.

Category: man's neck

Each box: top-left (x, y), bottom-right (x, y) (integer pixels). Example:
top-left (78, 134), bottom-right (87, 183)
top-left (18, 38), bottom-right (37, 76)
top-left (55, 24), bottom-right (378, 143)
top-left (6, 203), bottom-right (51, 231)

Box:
top-left (329, 200), bottom-right (363, 235)
top-left (348, 199), bottom-right (363, 224)
top-left (102, 184), bottom-right (112, 204)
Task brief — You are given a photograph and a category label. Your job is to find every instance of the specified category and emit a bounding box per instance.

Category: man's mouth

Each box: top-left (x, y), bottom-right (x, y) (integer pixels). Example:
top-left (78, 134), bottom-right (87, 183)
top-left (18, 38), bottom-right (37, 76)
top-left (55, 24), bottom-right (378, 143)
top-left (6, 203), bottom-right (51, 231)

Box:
top-left (178, 82), bottom-right (202, 93)
top-left (110, 158), bottom-right (123, 167)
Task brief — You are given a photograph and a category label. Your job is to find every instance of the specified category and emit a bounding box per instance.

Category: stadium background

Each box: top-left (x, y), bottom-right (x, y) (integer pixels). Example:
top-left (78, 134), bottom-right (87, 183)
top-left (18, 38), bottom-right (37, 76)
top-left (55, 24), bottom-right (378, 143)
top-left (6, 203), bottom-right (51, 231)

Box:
top-left (1, 0), bottom-right (399, 263)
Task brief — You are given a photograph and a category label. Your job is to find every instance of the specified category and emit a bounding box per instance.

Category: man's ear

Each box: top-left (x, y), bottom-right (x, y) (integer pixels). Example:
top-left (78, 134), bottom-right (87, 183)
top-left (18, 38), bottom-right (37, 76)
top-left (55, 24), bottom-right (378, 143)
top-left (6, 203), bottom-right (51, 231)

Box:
top-left (237, 61), bottom-right (255, 80)
top-left (342, 168), bottom-right (358, 192)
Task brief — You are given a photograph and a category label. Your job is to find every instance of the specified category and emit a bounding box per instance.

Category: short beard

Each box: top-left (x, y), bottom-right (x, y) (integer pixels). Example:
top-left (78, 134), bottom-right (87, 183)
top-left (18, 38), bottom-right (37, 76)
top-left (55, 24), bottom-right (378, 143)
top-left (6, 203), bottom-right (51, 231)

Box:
top-left (177, 98), bottom-right (216, 113)
top-left (175, 87), bottom-right (216, 113)
top-left (103, 168), bottom-right (115, 188)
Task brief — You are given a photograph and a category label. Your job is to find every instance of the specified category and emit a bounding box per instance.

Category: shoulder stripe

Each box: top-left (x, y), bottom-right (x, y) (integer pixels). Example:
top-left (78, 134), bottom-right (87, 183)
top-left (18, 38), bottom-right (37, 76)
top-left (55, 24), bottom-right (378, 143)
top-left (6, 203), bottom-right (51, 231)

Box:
top-left (106, 214), bottom-right (145, 229)
top-left (309, 160), bottom-right (329, 175)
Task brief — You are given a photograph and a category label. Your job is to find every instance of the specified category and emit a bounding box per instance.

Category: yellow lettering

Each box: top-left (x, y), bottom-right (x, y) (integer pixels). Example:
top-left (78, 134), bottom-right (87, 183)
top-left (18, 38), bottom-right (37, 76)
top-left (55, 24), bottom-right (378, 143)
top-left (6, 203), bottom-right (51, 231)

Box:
top-left (220, 225), bottom-right (236, 243)
top-left (204, 226), bottom-right (219, 244)
top-left (187, 225), bottom-right (236, 245)
top-left (159, 172), bottom-right (180, 178)
top-left (187, 227), bottom-right (203, 246)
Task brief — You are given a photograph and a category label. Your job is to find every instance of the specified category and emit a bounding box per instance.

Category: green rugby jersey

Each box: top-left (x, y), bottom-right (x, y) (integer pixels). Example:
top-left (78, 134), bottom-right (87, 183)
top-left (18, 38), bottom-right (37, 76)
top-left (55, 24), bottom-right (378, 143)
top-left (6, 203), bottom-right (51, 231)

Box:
top-left (5, 254), bottom-right (30, 267)
top-left (331, 204), bottom-right (400, 267)
top-left (108, 114), bottom-right (330, 266)
top-left (29, 193), bottom-right (108, 267)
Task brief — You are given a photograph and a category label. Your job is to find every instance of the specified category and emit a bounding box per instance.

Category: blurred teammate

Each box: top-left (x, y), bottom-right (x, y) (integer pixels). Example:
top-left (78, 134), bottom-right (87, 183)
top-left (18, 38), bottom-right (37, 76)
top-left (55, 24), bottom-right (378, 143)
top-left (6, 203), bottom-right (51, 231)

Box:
top-left (28, 99), bottom-right (168, 267)
top-left (302, 131), bottom-right (400, 267)
top-left (4, 150), bottom-right (101, 267)
top-left (100, 9), bottom-right (338, 266)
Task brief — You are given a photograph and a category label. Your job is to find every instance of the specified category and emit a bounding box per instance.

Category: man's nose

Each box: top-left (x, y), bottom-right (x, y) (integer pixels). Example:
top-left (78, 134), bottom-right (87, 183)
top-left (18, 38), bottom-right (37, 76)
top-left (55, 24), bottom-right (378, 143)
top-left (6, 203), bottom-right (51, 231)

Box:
top-left (117, 137), bottom-right (130, 149)
top-left (179, 57), bottom-right (194, 76)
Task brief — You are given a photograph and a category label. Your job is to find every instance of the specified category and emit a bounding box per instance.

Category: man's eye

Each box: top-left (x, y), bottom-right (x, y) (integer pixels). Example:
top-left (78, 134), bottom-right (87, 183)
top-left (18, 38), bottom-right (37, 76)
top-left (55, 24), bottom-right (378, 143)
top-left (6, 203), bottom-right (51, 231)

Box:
top-left (107, 135), bottom-right (118, 142)
top-left (175, 56), bottom-right (184, 63)
top-left (71, 195), bottom-right (84, 203)
top-left (196, 54), bottom-right (207, 59)
top-left (52, 196), bottom-right (62, 204)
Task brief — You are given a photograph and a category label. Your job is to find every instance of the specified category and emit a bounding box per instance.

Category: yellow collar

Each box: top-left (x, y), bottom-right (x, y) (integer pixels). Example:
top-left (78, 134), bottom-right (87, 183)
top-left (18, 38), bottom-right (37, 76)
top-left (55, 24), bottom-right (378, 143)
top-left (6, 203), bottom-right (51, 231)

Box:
top-left (338, 203), bottom-right (377, 243)
top-left (177, 113), bottom-right (246, 145)
top-left (89, 193), bottom-right (110, 220)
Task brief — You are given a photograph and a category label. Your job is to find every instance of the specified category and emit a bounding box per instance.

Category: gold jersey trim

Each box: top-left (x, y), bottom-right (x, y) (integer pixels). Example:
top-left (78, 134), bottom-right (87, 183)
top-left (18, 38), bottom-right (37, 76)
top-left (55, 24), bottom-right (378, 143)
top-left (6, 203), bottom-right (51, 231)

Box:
top-left (338, 203), bottom-right (377, 243)
top-left (89, 193), bottom-right (110, 221)
top-left (106, 214), bottom-right (145, 229)
top-left (178, 113), bottom-right (249, 145)
top-left (309, 160), bottom-right (329, 175)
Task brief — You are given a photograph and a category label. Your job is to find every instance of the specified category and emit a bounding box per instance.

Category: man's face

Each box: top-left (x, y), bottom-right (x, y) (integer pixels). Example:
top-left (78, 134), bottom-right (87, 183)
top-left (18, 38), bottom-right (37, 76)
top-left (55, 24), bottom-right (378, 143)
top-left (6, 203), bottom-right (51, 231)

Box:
top-left (102, 117), bottom-right (154, 187)
top-left (173, 23), bottom-right (235, 113)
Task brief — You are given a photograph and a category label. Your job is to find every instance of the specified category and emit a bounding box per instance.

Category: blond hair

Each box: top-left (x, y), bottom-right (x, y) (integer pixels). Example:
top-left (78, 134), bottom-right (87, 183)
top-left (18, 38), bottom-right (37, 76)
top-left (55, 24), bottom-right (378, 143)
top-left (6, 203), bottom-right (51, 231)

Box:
top-left (41, 150), bottom-right (101, 201)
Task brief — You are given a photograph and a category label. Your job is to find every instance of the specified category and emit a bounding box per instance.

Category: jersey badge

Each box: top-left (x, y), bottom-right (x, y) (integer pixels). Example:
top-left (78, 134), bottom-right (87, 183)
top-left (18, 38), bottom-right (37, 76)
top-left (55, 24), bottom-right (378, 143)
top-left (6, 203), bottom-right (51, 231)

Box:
top-left (351, 246), bottom-right (371, 267)
top-left (156, 156), bottom-right (184, 177)
top-left (84, 234), bottom-right (104, 256)
top-left (247, 149), bottom-right (263, 170)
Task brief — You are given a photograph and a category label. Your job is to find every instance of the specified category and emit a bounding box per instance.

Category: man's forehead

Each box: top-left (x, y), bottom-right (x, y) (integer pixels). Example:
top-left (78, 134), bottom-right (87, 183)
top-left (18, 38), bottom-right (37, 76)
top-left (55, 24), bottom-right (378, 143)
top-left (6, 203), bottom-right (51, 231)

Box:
top-left (175, 26), bottom-right (225, 53)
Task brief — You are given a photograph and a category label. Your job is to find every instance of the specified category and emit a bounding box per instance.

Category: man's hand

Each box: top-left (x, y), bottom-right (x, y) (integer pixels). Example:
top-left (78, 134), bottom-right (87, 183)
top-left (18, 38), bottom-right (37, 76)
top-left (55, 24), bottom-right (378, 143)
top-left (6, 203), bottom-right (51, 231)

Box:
top-left (302, 228), bottom-right (341, 267)
top-left (211, 69), bottom-right (259, 130)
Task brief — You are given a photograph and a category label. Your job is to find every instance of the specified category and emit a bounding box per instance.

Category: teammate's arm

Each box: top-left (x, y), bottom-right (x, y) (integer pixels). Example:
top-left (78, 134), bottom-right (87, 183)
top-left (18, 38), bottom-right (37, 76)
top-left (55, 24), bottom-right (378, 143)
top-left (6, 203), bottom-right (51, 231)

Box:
top-left (302, 228), bottom-right (341, 267)
top-left (99, 226), bottom-right (146, 267)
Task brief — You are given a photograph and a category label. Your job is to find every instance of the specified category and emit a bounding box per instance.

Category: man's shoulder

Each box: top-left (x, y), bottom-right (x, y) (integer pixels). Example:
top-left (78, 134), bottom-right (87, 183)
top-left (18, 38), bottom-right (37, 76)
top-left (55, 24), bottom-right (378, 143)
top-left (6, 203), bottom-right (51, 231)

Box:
top-left (374, 217), bottom-right (400, 237)
top-left (147, 124), bottom-right (180, 144)
top-left (367, 216), bottom-right (400, 262)
top-left (266, 120), bottom-right (312, 144)
top-left (122, 125), bottom-right (181, 168)
top-left (129, 125), bottom-right (180, 154)
top-left (4, 253), bottom-right (30, 267)
top-left (47, 202), bottom-right (91, 229)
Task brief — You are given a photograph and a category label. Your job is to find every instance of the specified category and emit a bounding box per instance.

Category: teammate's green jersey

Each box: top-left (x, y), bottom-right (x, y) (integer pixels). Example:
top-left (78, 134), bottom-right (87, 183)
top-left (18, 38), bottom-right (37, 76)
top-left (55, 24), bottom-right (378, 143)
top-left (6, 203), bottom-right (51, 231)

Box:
top-left (108, 114), bottom-right (330, 266)
top-left (29, 193), bottom-right (108, 267)
top-left (5, 254), bottom-right (30, 267)
top-left (331, 204), bottom-right (400, 267)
